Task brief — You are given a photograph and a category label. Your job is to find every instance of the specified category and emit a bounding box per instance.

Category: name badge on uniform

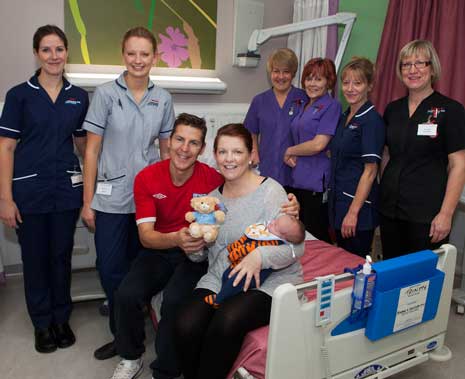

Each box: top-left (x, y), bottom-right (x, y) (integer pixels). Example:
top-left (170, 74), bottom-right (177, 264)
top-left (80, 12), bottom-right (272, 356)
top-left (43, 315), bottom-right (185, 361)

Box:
top-left (96, 182), bottom-right (112, 196)
top-left (417, 123), bottom-right (437, 136)
top-left (71, 173), bottom-right (83, 186)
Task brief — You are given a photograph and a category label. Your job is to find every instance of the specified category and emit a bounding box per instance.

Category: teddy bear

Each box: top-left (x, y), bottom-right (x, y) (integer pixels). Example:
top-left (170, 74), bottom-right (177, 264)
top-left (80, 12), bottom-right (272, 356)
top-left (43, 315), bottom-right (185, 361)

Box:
top-left (185, 195), bottom-right (226, 243)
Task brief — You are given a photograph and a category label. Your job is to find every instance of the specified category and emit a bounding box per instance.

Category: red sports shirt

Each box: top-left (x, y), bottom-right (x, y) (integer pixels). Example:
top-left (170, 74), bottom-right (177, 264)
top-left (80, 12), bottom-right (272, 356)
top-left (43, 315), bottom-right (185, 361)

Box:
top-left (134, 159), bottom-right (224, 233)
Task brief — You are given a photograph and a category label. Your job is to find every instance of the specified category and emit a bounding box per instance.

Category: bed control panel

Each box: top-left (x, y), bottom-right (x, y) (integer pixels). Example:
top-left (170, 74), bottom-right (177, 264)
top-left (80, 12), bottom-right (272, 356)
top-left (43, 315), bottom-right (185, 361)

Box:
top-left (315, 275), bottom-right (335, 326)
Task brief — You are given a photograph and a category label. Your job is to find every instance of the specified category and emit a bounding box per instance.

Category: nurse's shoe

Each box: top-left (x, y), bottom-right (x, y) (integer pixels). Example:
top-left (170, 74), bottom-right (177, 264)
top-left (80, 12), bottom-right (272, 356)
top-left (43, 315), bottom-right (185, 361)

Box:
top-left (111, 358), bottom-right (143, 379)
top-left (52, 323), bottom-right (76, 348)
top-left (94, 340), bottom-right (117, 360)
top-left (34, 327), bottom-right (57, 353)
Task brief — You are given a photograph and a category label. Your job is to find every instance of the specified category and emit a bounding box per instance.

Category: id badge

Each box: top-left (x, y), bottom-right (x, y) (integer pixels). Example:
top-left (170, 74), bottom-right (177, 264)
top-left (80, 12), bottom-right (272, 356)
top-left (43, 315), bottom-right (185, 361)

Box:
top-left (71, 173), bottom-right (83, 186)
top-left (96, 182), bottom-right (112, 196)
top-left (417, 123), bottom-right (437, 136)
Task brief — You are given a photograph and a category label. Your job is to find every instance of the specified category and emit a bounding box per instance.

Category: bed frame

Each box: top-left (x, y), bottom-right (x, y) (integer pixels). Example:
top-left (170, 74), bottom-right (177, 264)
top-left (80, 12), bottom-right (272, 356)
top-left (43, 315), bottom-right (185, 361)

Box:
top-left (235, 244), bottom-right (456, 379)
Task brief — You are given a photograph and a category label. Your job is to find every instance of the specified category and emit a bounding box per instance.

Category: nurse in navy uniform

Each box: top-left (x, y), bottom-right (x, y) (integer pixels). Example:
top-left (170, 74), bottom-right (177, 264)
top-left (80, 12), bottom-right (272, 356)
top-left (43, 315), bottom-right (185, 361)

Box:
top-left (0, 25), bottom-right (88, 353)
top-left (380, 40), bottom-right (465, 258)
top-left (328, 57), bottom-right (385, 257)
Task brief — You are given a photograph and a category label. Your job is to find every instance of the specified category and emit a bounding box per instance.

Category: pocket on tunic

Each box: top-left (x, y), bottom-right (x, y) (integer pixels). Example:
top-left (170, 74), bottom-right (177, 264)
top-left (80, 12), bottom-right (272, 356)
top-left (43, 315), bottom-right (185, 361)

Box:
top-left (12, 172), bottom-right (40, 207)
top-left (97, 168), bottom-right (127, 183)
top-left (342, 191), bottom-right (372, 204)
top-left (12, 173), bottom-right (38, 182)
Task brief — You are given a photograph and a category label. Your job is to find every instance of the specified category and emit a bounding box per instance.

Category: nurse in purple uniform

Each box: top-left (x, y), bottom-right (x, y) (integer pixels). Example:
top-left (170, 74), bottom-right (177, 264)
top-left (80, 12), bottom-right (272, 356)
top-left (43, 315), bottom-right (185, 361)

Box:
top-left (244, 48), bottom-right (307, 188)
top-left (285, 58), bottom-right (341, 242)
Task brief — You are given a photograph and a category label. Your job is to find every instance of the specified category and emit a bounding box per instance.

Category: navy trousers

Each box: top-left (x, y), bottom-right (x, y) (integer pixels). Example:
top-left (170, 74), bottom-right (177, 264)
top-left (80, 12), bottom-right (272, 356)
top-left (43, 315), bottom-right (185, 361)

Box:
top-left (335, 229), bottom-right (375, 258)
top-left (16, 209), bottom-right (80, 329)
top-left (94, 211), bottom-right (141, 334)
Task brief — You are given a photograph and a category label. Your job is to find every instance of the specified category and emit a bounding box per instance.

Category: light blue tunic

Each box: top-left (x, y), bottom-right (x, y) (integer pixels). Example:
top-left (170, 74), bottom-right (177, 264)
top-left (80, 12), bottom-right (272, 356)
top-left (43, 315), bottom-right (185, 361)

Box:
top-left (83, 72), bottom-right (175, 213)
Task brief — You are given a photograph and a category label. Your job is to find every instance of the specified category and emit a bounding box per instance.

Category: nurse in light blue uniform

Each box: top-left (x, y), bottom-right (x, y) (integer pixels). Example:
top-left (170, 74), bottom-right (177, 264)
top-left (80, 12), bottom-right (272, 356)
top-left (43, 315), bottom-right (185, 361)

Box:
top-left (81, 27), bottom-right (174, 359)
top-left (244, 48), bottom-right (307, 188)
top-left (0, 25), bottom-right (88, 353)
top-left (328, 57), bottom-right (385, 257)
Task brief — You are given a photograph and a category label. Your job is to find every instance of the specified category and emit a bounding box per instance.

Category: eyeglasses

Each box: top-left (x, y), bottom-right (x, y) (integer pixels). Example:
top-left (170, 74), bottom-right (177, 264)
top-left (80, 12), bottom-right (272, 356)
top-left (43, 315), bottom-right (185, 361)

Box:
top-left (400, 61), bottom-right (432, 71)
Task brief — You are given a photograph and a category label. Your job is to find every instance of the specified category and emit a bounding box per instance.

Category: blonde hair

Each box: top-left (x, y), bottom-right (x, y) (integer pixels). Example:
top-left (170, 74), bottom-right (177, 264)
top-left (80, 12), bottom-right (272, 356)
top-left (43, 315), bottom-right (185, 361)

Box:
top-left (266, 48), bottom-right (298, 78)
top-left (341, 56), bottom-right (376, 91)
top-left (122, 26), bottom-right (157, 53)
top-left (396, 40), bottom-right (441, 83)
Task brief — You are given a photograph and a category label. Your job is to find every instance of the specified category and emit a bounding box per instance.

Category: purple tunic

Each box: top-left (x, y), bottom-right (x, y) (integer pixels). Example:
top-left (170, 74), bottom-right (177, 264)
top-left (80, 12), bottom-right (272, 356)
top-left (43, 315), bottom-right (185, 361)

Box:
top-left (244, 87), bottom-right (307, 186)
top-left (290, 93), bottom-right (341, 192)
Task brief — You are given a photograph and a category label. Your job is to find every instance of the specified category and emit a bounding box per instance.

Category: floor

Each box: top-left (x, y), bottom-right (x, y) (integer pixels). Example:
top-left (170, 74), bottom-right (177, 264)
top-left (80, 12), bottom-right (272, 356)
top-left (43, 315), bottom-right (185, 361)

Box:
top-left (0, 271), bottom-right (156, 379)
top-left (0, 271), bottom-right (464, 379)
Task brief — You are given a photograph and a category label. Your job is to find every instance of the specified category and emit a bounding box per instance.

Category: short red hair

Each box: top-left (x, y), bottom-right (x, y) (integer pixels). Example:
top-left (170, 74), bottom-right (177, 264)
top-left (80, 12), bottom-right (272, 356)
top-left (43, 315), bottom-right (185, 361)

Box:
top-left (300, 58), bottom-right (337, 94)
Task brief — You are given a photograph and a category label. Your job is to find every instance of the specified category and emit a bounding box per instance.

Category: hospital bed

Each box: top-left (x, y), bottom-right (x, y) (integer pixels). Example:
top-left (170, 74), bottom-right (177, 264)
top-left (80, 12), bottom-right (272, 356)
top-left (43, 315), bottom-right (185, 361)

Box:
top-left (150, 239), bottom-right (456, 379)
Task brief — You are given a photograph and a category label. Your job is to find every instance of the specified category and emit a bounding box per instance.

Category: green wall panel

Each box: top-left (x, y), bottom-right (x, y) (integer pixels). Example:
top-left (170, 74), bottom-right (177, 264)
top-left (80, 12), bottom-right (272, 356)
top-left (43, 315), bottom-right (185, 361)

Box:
top-left (65, 0), bottom-right (217, 69)
top-left (338, 0), bottom-right (389, 106)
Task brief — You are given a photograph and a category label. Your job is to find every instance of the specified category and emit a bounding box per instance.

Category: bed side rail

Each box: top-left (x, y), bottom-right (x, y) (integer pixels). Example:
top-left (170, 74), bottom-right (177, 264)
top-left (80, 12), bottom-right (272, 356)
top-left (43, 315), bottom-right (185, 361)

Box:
top-left (294, 247), bottom-right (448, 293)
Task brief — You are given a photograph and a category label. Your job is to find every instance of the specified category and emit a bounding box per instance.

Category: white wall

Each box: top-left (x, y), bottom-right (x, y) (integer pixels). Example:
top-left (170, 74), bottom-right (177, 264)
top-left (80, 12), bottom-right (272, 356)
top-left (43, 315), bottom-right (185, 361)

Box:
top-left (0, 0), bottom-right (294, 104)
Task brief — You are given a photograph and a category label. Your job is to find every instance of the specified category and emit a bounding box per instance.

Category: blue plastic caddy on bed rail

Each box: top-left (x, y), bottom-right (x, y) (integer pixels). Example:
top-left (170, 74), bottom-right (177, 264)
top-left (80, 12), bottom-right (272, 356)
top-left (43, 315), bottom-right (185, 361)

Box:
top-left (365, 250), bottom-right (444, 341)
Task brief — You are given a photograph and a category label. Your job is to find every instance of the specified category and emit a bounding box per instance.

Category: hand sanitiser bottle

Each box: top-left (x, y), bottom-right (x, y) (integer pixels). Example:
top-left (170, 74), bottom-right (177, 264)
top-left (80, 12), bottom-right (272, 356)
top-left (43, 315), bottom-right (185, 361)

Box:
top-left (353, 255), bottom-right (374, 310)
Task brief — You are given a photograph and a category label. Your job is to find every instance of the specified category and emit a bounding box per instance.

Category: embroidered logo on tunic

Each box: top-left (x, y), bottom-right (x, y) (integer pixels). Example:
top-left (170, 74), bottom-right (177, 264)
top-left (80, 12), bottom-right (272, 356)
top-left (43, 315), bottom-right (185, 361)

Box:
top-left (148, 99), bottom-right (159, 106)
top-left (427, 107), bottom-right (445, 119)
top-left (65, 98), bottom-right (81, 105)
top-left (348, 122), bottom-right (360, 130)
top-left (426, 106), bottom-right (445, 139)
top-left (153, 193), bottom-right (167, 199)
top-left (312, 104), bottom-right (325, 114)
top-left (288, 98), bottom-right (305, 116)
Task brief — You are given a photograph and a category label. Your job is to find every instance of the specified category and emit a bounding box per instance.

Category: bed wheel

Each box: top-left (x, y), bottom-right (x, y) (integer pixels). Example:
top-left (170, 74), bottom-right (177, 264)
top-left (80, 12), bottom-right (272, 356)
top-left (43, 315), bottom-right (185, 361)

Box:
top-left (429, 345), bottom-right (452, 362)
top-left (99, 300), bottom-right (109, 316)
top-left (456, 304), bottom-right (465, 315)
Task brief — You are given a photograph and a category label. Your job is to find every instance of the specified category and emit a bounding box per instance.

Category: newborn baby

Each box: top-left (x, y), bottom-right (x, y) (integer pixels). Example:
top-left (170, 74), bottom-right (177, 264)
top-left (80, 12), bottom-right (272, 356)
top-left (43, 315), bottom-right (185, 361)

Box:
top-left (205, 214), bottom-right (304, 307)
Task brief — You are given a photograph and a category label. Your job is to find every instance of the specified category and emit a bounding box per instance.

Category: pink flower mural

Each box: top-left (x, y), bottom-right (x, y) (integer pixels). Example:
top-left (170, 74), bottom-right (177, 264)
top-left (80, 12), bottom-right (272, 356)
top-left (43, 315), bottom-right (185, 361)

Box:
top-left (158, 26), bottom-right (189, 67)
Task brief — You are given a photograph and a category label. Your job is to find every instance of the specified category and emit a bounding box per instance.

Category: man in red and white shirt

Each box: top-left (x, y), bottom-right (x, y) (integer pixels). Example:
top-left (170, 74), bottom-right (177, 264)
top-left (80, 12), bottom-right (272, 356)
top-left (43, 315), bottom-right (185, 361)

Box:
top-left (110, 113), bottom-right (223, 379)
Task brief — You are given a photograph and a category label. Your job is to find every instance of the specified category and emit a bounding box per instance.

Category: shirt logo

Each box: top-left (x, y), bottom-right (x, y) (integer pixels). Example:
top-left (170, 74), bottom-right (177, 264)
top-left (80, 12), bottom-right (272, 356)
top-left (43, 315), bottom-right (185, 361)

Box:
top-left (153, 193), bottom-right (167, 199)
top-left (427, 107), bottom-right (445, 119)
top-left (65, 98), bottom-right (81, 105)
top-left (148, 99), bottom-right (159, 106)
top-left (348, 123), bottom-right (360, 129)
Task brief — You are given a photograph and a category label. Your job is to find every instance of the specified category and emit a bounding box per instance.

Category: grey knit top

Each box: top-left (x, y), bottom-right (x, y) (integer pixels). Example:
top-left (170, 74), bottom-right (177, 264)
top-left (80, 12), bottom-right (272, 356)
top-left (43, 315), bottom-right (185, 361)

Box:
top-left (196, 178), bottom-right (304, 297)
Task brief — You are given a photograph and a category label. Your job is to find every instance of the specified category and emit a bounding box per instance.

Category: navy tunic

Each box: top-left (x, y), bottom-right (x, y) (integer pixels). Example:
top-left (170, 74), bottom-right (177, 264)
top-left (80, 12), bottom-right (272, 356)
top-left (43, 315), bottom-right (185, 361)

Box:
top-left (328, 101), bottom-right (385, 230)
top-left (0, 75), bottom-right (88, 213)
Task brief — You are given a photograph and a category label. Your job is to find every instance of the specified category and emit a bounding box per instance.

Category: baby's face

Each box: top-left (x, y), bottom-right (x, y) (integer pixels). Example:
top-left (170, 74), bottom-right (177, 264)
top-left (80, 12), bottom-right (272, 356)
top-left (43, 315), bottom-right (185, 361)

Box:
top-left (268, 216), bottom-right (289, 237)
top-left (268, 217), bottom-right (292, 238)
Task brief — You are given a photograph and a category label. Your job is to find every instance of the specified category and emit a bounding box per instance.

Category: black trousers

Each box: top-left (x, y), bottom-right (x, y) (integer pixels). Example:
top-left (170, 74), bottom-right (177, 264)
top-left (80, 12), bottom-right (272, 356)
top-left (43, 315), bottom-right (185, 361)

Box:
top-left (175, 288), bottom-right (272, 379)
top-left (287, 187), bottom-right (331, 243)
top-left (379, 215), bottom-right (448, 260)
top-left (114, 248), bottom-right (207, 379)
top-left (16, 209), bottom-right (79, 329)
